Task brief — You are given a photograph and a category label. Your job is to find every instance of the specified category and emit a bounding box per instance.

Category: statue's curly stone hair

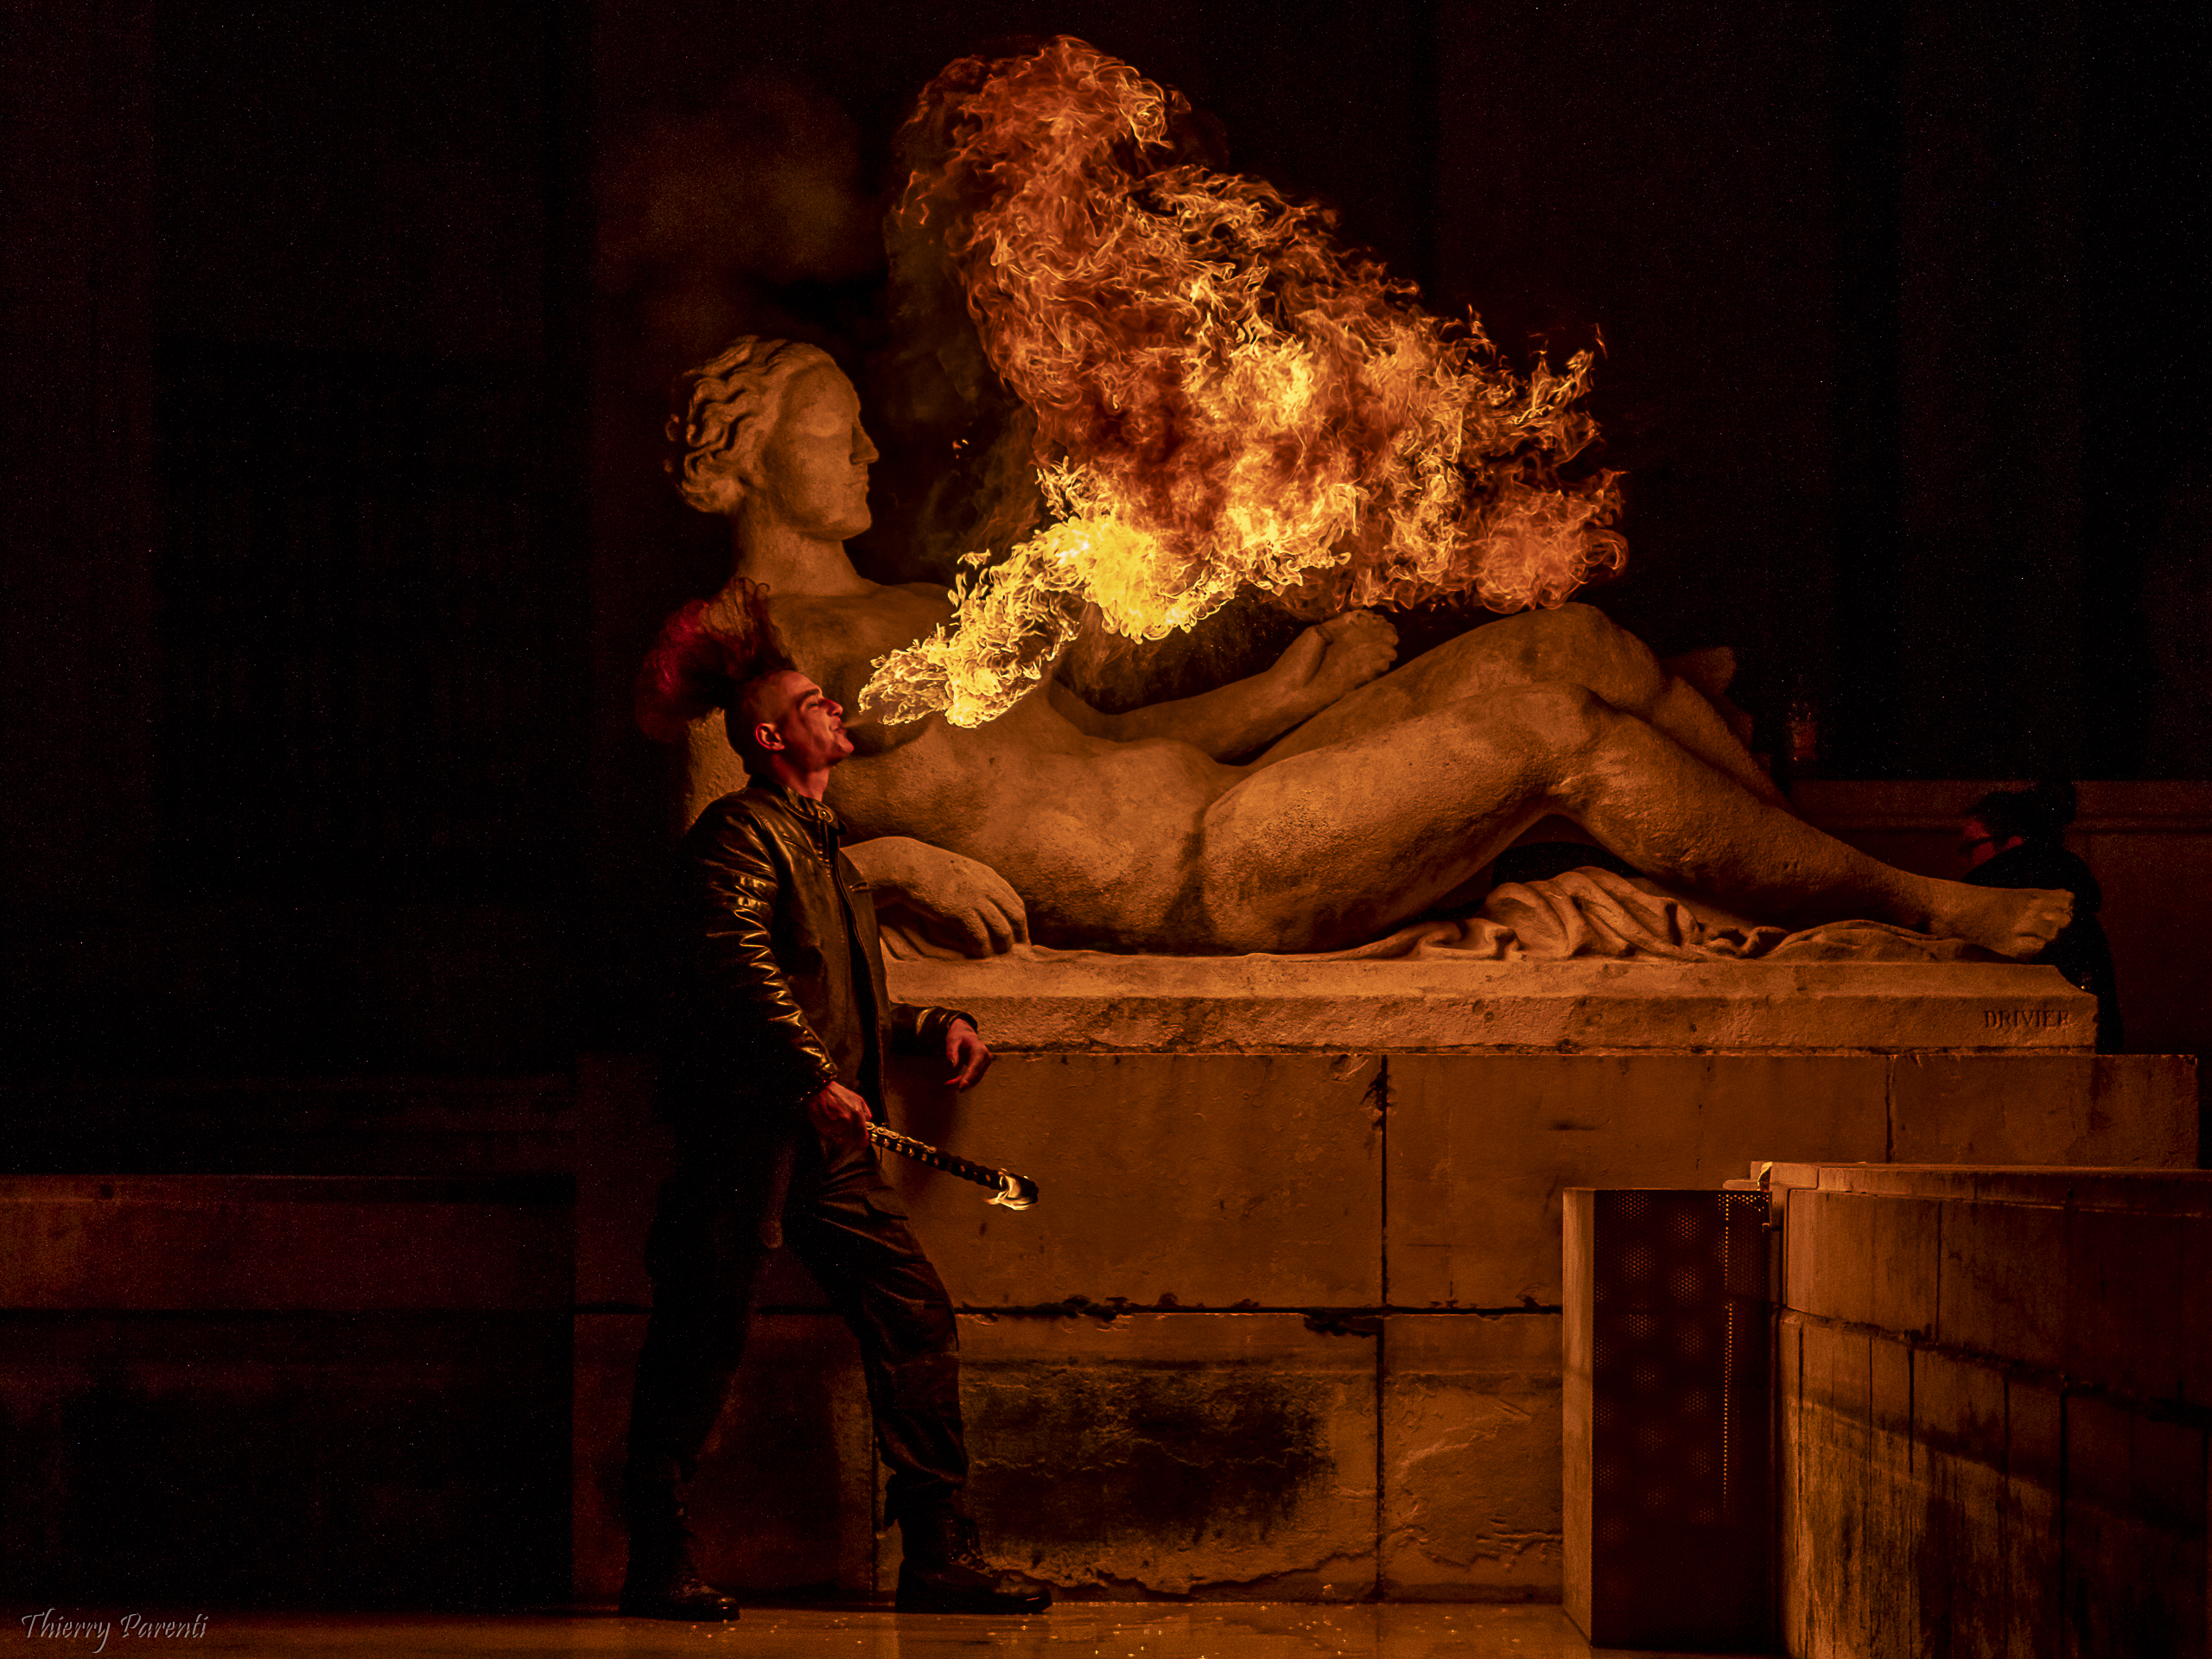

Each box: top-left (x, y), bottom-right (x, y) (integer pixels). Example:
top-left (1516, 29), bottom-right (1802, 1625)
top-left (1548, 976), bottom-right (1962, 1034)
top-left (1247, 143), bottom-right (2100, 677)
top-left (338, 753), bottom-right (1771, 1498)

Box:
top-left (665, 337), bottom-right (837, 512)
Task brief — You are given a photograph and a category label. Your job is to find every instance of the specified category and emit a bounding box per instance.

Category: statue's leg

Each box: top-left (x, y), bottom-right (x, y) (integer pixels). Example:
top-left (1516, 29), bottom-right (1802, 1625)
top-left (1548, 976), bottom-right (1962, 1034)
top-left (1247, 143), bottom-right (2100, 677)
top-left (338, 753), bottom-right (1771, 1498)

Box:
top-left (1255, 603), bottom-right (1781, 802)
top-left (1192, 689), bottom-right (1557, 952)
top-left (1199, 683), bottom-right (2070, 958)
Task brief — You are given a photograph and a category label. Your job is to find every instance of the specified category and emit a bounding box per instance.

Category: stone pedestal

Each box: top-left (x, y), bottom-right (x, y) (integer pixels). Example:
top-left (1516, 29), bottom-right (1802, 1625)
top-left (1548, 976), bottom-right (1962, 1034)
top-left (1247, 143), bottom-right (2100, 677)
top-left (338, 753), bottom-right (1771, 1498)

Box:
top-left (890, 955), bottom-right (2106, 1054)
top-left (569, 955), bottom-right (2194, 1602)
top-left (1, 961), bottom-right (2190, 1607)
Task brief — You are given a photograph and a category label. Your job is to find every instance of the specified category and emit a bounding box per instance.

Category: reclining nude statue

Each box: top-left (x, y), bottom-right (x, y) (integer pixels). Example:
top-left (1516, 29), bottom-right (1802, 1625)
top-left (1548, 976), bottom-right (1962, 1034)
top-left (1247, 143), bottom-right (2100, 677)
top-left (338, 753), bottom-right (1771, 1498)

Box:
top-left (640, 338), bottom-right (2072, 964)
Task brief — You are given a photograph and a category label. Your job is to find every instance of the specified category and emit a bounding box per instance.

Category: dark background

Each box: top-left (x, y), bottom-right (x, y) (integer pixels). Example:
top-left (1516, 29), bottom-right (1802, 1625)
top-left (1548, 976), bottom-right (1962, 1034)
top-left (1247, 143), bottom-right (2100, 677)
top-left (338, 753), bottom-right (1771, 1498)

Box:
top-left (4, 0), bottom-right (2206, 1078)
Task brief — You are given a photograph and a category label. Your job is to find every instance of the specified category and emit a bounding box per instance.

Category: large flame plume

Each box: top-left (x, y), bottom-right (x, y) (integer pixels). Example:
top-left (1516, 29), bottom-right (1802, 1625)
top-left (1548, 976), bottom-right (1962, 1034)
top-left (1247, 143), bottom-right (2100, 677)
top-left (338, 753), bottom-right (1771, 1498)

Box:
top-left (861, 38), bottom-right (1624, 728)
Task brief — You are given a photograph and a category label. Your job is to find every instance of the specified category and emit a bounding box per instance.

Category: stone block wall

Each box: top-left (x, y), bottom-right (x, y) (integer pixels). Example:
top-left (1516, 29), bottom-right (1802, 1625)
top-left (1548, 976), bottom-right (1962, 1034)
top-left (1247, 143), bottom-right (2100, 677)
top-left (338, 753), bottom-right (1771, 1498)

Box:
top-left (945, 1313), bottom-right (1381, 1599)
top-left (1774, 1163), bottom-right (2212, 1657)
top-left (570, 1040), bottom-right (2196, 1602)
top-left (4, 984), bottom-right (2195, 1608)
top-left (0, 1175), bottom-right (574, 1608)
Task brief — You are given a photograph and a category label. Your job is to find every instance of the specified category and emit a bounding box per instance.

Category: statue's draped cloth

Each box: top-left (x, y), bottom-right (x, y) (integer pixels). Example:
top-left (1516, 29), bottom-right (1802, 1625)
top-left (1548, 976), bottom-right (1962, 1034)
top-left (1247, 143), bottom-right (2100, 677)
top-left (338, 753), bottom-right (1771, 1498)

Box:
top-left (881, 866), bottom-right (1988, 966)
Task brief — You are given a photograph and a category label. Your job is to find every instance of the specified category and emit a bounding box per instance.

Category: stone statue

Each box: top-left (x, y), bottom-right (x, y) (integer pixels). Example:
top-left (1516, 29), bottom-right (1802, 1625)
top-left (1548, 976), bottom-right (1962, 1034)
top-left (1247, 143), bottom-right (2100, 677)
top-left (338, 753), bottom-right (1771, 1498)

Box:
top-left (643, 338), bottom-right (2072, 963)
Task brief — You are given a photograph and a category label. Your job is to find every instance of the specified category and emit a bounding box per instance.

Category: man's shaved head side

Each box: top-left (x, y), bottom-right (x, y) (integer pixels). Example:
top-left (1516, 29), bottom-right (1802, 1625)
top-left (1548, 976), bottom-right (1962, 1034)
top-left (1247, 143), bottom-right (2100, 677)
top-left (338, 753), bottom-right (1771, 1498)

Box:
top-left (728, 668), bottom-right (805, 781)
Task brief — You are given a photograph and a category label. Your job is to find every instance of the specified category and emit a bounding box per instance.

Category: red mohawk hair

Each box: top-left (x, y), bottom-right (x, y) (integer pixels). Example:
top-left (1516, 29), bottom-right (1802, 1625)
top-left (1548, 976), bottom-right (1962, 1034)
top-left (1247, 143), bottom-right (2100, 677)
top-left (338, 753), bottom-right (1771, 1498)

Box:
top-left (634, 580), bottom-right (794, 742)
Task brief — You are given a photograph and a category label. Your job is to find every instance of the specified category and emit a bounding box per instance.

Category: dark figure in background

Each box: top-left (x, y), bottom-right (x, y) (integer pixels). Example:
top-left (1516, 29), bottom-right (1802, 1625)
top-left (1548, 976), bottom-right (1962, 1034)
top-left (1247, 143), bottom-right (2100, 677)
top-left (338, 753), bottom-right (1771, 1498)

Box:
top-left (1960, 782), bottom-right (2123, 1052)
top-left (620, 647), bottom-right (1052, 1621)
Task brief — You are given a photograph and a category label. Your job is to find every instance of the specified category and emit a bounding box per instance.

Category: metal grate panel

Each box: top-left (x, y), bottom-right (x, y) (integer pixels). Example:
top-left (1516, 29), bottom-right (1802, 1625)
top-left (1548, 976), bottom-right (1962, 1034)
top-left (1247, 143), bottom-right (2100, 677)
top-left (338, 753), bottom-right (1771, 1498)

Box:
top-left (1580, 1187), bottom-right (1773, 1649)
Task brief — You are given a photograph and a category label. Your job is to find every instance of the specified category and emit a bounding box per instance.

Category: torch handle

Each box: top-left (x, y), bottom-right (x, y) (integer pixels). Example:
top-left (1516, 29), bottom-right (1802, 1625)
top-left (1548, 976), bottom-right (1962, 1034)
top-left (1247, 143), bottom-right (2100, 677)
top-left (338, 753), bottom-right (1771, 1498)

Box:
top-left (867, 1123), bottom-right (1039, 1211)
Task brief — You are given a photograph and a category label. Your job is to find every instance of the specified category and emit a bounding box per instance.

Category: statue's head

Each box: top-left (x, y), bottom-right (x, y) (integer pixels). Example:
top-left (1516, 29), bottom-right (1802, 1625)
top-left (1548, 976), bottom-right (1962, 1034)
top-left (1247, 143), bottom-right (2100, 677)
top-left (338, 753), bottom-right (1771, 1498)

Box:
top-left (667, 337), bottom-right (878, 539)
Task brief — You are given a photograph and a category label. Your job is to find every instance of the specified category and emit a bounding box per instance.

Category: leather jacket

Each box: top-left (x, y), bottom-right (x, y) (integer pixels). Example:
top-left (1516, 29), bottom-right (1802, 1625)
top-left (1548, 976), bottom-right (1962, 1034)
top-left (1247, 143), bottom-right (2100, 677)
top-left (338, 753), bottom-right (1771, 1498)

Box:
top-left (663, 785), bottom-right (973, 1147)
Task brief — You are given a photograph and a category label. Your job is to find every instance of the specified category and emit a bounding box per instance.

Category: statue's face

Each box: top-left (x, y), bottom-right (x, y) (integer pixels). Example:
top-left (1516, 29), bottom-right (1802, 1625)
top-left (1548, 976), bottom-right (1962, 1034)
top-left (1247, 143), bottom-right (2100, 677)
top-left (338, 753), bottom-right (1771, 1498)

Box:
top-left (746, 364), bottom-right (878, 539)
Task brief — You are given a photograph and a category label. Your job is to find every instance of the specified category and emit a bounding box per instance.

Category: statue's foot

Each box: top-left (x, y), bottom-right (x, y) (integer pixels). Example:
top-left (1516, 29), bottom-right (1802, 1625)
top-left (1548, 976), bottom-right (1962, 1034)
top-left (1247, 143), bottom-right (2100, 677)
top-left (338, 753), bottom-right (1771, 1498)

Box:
top-left (1925, 881), bottom-right (2073, 959)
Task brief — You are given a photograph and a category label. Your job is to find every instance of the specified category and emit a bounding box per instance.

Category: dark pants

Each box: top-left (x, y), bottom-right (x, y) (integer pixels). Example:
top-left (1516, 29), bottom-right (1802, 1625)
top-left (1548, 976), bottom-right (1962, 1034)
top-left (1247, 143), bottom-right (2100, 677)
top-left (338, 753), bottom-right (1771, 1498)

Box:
top-left (623, 1131), bottom-right (967, 1545)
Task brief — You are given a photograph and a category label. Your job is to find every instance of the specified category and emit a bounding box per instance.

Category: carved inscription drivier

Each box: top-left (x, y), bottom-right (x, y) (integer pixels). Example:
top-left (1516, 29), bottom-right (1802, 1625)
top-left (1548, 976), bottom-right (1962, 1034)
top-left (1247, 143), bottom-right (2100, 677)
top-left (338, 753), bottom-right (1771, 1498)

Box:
top-left (1983, 1007), bottom-right (2072, 1030)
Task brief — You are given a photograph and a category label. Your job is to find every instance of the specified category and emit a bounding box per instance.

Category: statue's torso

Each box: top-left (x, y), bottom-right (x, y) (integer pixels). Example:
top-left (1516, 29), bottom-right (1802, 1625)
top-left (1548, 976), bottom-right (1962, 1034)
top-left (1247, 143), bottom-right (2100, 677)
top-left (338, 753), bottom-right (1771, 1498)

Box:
top-left (742, 583), bottom-right (1227, 946)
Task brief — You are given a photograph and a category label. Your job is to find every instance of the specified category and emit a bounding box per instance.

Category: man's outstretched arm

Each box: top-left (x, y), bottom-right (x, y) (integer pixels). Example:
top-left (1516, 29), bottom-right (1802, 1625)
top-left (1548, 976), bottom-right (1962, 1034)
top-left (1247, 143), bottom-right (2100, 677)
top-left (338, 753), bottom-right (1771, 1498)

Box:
top-left (1049, 611), bottom-right (1400, 761)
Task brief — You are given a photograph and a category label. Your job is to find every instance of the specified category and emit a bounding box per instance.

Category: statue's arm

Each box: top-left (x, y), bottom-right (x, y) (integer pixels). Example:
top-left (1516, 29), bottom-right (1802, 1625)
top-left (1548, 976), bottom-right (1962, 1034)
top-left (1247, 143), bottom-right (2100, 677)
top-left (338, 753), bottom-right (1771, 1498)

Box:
top-left (844, 836), bottom-right (1029, 957)
top-left (1047, 676), bottom-right (1313, 760)
top-left (1052, 611), bottom-right (1401, 761)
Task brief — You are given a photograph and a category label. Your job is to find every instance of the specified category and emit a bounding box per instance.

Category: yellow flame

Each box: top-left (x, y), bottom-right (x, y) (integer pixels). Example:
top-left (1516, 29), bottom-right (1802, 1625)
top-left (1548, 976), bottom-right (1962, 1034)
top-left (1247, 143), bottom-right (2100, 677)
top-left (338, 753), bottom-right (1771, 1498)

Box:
top-left (861, 39), bottom-right (1624, 728)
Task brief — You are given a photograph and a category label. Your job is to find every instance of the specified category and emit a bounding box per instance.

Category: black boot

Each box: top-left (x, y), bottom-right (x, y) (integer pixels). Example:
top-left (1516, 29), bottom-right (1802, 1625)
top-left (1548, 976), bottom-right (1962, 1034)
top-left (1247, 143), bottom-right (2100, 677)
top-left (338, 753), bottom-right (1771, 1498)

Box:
top-left (895, 1509), bottom-right (1053, 1614)
top-left (619, 1501), bottom-right (741, 1622)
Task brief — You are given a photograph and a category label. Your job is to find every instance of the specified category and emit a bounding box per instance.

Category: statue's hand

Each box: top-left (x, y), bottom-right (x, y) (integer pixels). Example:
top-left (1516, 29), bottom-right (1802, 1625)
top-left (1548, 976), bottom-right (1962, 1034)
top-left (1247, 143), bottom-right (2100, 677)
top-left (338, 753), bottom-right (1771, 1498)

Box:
top-left (845, 836), bottom-right (1030, 957)
top-left (1274, 611), bottom-right (1400, 710)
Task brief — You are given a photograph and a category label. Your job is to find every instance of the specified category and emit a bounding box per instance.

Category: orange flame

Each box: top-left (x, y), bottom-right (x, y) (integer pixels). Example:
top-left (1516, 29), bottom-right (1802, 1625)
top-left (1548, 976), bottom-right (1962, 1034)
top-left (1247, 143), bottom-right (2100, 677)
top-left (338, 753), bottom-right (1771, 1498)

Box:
top-left (861, 38), bottom-right (1624, 728)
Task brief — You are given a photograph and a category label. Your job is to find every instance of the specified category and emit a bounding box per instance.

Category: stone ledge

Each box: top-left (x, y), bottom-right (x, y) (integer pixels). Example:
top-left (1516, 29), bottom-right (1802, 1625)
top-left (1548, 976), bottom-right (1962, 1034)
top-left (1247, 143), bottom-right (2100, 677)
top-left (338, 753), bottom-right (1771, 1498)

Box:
top-left (1768, 1161), bottom-right (2212, 1211)
top-left (0, 1174), bottom-right (574, 1310)
top-left (889, 957), bottom-right (2095, 1052)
